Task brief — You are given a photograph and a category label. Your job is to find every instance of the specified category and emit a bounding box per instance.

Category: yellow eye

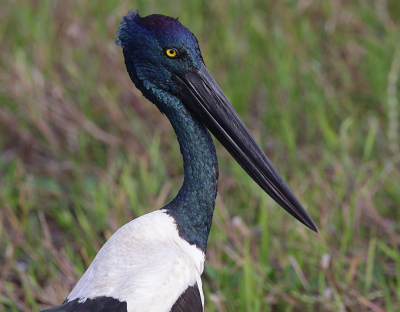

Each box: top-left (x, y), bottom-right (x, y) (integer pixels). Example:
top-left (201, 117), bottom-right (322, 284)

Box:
top-left (166, 48), bottom-right (178, 58)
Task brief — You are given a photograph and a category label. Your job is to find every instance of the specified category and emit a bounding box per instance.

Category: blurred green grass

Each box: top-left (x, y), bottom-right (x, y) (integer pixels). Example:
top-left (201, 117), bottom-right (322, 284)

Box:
top-left (0, 0), bottom-right (400, 311)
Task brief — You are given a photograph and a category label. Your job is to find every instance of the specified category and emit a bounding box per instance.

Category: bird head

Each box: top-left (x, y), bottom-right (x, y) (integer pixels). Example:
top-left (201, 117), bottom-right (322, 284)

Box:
top-left (116, 12), bottom-right (203, 101)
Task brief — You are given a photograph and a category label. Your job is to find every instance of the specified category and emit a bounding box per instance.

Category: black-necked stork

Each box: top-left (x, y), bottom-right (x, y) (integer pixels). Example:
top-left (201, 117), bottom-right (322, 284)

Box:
top-left (42, 11), bottom-right (317, 312)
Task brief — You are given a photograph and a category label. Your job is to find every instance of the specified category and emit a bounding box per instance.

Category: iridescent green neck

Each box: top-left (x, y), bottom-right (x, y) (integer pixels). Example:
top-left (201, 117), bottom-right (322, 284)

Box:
top-left (159, 94), bottom-right (219, 252)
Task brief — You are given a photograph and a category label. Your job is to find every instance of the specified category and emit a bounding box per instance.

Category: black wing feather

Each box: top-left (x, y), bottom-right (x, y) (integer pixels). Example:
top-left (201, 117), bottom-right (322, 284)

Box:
top-left (41, 285), bottom-right (202, 312)
top-left (41, 297), bottom-right (127, 312)
top-left (171, 284), bottom-right (203, 312)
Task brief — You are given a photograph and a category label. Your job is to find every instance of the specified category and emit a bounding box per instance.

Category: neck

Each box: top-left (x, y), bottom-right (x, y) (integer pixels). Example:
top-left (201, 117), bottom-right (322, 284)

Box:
top-left (161, 97), bottom-right (219, 252)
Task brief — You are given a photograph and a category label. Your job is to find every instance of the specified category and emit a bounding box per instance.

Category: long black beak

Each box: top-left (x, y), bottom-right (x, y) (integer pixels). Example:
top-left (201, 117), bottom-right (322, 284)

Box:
top-left (173, 63), bottom-right (318, 232)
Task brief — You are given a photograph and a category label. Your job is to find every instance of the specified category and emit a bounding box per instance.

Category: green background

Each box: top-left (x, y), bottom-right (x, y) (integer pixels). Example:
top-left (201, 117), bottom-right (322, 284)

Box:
top-left (0, 0), bottom-right (400, 311)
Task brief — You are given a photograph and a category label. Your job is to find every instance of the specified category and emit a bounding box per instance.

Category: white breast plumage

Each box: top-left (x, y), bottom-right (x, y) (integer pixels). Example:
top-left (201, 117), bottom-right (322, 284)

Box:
top-left (67, 210), bottom-right (205, 312)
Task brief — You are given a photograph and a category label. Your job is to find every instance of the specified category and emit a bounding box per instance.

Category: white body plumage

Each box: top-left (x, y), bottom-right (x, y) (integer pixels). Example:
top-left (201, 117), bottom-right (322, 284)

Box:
top-left (67, 210), bottom-right (205, 312)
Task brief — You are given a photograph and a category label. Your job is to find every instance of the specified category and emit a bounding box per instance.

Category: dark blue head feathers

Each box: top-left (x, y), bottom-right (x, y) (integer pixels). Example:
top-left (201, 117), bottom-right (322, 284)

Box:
top-left (116, 12), bottom-right (189, 47)
top-left (116, 11), bottom-right (204, 110)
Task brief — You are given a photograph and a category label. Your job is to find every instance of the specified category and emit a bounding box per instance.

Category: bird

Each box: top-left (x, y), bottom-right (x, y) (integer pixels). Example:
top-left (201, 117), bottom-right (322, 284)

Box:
top-left (42, 11), bottom-right (317, 312)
